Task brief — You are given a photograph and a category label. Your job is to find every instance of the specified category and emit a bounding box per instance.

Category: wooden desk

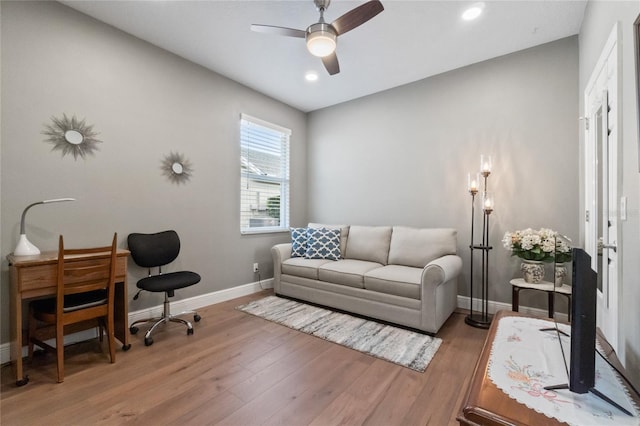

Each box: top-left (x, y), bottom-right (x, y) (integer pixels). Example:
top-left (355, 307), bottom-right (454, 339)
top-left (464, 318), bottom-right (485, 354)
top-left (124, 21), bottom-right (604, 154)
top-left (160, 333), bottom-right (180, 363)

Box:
top-left (7, 249), bottom-right (131, 386)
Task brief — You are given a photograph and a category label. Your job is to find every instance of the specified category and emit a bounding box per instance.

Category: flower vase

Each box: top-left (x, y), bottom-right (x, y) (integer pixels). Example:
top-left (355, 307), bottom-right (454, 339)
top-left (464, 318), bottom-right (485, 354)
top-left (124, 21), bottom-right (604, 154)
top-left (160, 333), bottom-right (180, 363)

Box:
top-left (520, 260), bottom-right (545, 284)
top-left (555, 263), bottom-right (567, 286)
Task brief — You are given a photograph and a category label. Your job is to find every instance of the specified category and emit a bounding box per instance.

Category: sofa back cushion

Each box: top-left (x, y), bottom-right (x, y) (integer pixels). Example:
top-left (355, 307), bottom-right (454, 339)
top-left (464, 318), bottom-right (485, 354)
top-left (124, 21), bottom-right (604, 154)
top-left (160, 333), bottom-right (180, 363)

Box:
top-left (308, 223), bottom-right (349, 256)
top-left (345, 226), bottom-right (392, 265)
top-left (388, 227), bottom-right (457, 268)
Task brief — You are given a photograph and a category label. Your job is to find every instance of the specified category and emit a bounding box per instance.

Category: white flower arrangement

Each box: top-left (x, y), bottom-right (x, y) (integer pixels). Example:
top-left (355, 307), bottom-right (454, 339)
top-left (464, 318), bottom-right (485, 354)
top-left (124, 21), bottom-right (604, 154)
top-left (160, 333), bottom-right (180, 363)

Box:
top-left (502, 228), bottom-right (571, 263)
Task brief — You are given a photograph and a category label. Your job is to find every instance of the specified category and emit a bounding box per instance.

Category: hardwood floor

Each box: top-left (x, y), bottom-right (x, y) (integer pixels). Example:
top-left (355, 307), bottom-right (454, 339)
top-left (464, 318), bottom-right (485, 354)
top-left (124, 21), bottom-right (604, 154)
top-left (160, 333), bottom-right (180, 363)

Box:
top-left (1, 290), bottom-right (488, 425)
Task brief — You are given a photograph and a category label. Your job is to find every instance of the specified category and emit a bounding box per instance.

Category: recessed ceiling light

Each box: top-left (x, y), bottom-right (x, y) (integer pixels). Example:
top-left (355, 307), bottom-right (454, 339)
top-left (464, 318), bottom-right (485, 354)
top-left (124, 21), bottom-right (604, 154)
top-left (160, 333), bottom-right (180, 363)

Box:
top-left (305, 71), bottom-right (319, 82)
top-left (462, 2), bottom-right (485, 21)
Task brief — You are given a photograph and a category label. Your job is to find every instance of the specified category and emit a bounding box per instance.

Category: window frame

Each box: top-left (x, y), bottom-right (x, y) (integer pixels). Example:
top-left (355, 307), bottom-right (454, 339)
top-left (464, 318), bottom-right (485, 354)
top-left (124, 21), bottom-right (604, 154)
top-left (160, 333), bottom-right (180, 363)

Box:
top-left (239, 113), bottom-right (291, 235)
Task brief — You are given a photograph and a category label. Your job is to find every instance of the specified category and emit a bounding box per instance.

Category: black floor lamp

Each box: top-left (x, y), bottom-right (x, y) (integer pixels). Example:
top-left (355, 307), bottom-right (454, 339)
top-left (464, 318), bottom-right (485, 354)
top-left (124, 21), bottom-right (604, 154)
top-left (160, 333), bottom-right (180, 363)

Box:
top-left (465, 155), bottom-right (494, 329)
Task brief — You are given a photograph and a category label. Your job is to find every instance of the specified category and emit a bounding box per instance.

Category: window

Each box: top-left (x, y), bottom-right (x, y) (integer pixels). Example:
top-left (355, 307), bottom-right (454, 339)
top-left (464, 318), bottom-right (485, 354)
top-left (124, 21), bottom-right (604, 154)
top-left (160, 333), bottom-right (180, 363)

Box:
top-left (240, 114), bottom-right (290, 234)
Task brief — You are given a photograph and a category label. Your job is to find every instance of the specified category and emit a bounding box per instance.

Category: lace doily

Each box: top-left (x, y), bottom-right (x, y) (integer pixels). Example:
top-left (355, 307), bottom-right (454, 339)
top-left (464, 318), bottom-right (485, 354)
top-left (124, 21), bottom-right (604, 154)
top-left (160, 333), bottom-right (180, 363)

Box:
top-left (488, 316), bottom-right (639, 426)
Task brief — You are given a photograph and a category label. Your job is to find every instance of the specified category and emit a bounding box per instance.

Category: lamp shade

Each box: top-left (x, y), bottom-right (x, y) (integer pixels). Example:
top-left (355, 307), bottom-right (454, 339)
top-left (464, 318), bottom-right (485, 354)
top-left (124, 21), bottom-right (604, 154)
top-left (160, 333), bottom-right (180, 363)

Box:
top-left (480, 154), bottom-right (492, 176)
top-left (483, 191), bottom-right (494, 213)
top-left (306, 23), bottom-right (337, 57)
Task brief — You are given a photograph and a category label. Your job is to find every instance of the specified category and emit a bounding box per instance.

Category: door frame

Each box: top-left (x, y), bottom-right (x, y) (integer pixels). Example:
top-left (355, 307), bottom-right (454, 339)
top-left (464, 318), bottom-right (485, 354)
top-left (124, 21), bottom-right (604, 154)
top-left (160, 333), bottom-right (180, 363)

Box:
top-left (583, 23), bottom-right (621, 354)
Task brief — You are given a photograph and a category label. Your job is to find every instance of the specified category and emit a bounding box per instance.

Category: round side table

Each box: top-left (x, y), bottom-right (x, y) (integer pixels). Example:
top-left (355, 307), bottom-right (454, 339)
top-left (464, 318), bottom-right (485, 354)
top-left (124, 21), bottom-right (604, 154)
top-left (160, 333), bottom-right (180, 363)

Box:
top-left (510, 278), bottom-right (572, 321)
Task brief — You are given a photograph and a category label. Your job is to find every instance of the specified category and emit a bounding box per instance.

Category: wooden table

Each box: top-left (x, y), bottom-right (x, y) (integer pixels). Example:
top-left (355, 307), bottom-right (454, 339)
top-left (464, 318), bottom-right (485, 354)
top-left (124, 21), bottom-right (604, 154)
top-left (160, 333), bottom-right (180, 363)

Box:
top-left (7, 249), bottom-right (131, 386)
top-left (457, 310), bottom-right (638, 425)
top-left (458, 310), bottom-right (567, 426)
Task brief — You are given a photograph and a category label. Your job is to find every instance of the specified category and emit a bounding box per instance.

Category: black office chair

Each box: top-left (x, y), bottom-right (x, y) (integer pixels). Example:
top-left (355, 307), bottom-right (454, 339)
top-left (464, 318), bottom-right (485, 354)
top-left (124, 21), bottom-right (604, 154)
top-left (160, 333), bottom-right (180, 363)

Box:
top-left (127, 230), bottom-right (201, 346)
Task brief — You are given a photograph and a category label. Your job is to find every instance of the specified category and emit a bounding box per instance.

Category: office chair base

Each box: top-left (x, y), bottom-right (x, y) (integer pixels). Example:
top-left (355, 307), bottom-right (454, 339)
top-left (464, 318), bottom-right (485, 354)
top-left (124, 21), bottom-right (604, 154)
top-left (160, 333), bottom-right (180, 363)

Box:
top-left (129, 293), bottom-right (200, 346)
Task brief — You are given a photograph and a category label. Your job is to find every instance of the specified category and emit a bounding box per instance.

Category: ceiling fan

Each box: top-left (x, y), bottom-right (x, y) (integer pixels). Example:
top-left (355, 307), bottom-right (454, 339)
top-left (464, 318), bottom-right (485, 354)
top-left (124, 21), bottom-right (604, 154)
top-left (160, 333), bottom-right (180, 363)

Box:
top-left (251, 0), bottom-right (384, 76)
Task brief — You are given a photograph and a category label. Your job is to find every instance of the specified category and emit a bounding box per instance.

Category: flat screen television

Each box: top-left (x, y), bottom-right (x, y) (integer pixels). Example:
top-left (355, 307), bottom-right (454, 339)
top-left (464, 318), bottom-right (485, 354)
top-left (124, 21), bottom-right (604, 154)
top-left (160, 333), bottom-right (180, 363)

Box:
top-left (545, 245), bottom-right (632, 415)
top-left (568, 247), bottom-right (597, 393)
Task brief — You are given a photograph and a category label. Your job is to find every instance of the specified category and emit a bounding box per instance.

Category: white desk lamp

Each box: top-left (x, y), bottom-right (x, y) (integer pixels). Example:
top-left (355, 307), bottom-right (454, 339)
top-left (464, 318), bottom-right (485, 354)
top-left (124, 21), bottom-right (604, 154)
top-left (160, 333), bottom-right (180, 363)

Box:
top-left (14, 198), bottom-right (76, 256)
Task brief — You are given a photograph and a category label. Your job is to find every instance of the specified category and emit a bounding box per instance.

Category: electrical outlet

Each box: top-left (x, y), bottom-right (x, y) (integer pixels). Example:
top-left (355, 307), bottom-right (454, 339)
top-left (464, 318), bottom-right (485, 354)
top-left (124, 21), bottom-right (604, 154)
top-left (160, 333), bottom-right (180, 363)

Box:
top-left (253, 263), bottom-right (259, 273)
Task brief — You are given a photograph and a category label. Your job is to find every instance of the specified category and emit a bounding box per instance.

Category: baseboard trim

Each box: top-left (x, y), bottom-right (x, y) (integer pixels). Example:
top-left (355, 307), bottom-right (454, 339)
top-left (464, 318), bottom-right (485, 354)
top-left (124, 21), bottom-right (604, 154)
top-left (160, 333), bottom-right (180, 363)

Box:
top-left (456, 295), bottom-right (569, 323)
top-left (0, 279), bottom-right (273, 365)
top-left (2, 283), bottom-right (568, 365)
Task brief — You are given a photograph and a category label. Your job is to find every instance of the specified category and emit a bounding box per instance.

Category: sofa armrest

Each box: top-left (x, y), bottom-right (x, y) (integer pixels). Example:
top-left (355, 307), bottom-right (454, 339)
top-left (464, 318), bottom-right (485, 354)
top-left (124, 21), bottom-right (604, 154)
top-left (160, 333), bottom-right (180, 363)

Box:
top-left (420, 254), bottom-right (462, 333)
top-left (421, 254), bottom-right (462, 287)
top-left (271, 243), bottom-right (292, 293)
top-left (272, 243), bottom-right (292, 263)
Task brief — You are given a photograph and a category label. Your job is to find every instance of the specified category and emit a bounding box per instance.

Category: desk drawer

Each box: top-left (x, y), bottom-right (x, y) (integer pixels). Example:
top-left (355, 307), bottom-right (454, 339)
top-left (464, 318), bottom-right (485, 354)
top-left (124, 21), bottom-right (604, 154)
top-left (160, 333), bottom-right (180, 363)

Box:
top-left (18, 264), bottom-right (56, 292)
top-left (15, 256), bottom-right (126, 293)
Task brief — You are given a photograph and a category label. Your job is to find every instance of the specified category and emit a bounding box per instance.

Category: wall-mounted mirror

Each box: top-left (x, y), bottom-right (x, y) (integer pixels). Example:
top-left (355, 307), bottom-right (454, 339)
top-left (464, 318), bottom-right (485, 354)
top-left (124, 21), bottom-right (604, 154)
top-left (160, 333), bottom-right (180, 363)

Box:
top-left (64, 130), bottom-right (84, 145)
top-left (43, 114), bottom-right (101, 160)
top-left (171, 162), bottom-right (184, 175)
top-left (162, 152), bottom-right (193, 184)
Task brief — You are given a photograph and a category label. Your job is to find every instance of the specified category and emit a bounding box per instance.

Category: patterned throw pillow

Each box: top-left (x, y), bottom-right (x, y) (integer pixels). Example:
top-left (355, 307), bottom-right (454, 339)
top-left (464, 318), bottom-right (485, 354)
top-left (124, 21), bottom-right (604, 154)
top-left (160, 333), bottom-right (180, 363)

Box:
top-left (305, 227), bottom-right (341, 260)
top-left (290, 227), bottom-right (308, 257)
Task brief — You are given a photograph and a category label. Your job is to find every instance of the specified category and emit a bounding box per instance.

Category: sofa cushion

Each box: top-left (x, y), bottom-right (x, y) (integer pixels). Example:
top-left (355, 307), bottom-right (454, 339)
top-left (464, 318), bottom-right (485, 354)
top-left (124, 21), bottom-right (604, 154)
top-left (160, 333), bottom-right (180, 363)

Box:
top-left (308, 223), bottom-right (349, 256)
top-left (344, 226), bottom-right (392, 265)
top-left (282, 257), bottom-right (333, 280)
top-left (318, 259), bottom-right (383, 289)
top-left (388, 227), bottom-right (457, 268)
top-left (305, 227), bottom-right (341, 260)
top-left (290, 227), bottom-right (308, 258)
top-left (364, 265), bottom-right (422, 300)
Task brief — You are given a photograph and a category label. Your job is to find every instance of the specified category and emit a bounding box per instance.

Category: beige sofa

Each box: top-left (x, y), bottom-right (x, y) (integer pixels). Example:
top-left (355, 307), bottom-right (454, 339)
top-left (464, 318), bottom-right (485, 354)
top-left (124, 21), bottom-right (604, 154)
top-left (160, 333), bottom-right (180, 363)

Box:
top-left (271, 224), bottom-right (462, 334)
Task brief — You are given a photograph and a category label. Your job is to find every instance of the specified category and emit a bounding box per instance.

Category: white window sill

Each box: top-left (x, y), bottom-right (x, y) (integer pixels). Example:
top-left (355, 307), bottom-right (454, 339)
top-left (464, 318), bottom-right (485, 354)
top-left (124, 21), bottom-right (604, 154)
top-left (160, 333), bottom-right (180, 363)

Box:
top-left (241, 228), bottom-right (290, 236)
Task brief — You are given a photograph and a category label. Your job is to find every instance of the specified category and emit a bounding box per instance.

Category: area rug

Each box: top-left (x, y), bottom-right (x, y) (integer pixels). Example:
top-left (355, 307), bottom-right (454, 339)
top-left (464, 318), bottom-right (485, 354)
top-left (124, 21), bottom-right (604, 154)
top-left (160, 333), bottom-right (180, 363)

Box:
top-left (236, 295), bottom-right (442, 372)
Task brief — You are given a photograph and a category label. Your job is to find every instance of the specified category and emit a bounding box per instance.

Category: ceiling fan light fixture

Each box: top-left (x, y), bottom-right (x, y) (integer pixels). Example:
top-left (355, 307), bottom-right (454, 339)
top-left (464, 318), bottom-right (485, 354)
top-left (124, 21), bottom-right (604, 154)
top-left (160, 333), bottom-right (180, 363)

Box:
top-left (306, 24), bottom-right (337, 57)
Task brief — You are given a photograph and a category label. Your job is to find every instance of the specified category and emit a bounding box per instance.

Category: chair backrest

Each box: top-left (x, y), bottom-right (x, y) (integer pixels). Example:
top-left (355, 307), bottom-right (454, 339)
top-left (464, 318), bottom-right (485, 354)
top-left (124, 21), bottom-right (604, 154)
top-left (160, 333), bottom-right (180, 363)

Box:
top-left (127, 230), bottom-right (181, 268)
top-left (56, 233), bottom-right (118, 314)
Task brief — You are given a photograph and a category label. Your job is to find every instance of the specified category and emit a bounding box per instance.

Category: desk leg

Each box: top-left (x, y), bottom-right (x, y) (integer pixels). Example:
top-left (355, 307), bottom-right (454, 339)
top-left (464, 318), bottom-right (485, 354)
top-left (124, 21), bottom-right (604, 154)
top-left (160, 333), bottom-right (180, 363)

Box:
top-left (512, 287), bottom-right (520, 312)
top-left (114, 280), bottom-right (131, 351)
top-left (10, 268), bottom-right (28, 386)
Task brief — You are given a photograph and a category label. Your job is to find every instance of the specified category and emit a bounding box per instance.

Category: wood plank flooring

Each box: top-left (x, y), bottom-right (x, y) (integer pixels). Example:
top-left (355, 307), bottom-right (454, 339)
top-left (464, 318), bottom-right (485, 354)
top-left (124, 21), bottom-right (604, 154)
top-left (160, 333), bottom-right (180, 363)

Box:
top-left (1, 290), bottom-right (488, 425)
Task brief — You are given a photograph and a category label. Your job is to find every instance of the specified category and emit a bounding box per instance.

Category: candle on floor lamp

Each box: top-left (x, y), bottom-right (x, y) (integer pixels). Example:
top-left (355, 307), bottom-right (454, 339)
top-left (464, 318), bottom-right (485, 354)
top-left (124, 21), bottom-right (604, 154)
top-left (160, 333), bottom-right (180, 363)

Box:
top-left (467, 172), bottom-right (480, 194)
top-left (480, 154), bottom-right (492, 177)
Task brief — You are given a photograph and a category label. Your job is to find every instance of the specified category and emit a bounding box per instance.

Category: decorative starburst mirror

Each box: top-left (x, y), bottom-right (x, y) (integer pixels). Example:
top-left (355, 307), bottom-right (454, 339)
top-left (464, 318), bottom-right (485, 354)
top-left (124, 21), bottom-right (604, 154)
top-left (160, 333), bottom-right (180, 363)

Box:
top-left (161, 152), bottom-right (193, 184)
top-left (43, 114), bottom-right (102, 160)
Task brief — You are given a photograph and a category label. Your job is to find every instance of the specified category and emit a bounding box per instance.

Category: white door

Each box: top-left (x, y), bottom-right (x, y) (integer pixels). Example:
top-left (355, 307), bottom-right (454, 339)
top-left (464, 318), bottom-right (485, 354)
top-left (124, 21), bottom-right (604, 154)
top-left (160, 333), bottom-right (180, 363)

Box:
top-left (584, 25), bottom-right (619, 352)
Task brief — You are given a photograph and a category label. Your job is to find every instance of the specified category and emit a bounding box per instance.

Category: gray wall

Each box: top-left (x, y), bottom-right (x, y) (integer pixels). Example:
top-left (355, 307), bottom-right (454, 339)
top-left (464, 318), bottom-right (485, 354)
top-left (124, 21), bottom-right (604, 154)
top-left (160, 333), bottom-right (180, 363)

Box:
top-left (307, 37), bottom-right (580, 315)
top-left (578, 0), bottom-right (640, 384)
top-left (0, 1), bottom-right (307, 343)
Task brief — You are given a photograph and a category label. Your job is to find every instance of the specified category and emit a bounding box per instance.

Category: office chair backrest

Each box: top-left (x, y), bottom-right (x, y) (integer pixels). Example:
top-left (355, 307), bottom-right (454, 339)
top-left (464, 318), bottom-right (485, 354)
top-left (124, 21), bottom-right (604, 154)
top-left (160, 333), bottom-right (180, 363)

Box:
top-left (127, 230), bottom-right (181, 268)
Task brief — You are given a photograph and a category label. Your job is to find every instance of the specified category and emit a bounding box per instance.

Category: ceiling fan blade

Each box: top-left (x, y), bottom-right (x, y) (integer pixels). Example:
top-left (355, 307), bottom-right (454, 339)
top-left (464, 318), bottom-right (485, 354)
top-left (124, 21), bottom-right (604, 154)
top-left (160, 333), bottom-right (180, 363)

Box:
top-left (250, 24), bottom-right (306, 38)
top-left (322, 52), bottom-right (340, 75)
top-left (331, 0), bottom-right (384, 36)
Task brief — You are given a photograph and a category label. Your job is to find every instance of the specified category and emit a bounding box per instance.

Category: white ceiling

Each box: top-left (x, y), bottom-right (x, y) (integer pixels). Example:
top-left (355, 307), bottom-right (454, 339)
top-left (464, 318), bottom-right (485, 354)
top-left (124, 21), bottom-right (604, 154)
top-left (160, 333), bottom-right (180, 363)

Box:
top-left (61, 0), bottom-right (587, 112)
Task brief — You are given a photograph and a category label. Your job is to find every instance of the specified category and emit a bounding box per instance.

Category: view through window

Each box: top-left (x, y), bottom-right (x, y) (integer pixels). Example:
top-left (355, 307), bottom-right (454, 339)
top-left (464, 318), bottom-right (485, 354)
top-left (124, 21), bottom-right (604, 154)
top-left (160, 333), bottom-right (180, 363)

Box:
top-left (240, 114), bottom-right (290, 233)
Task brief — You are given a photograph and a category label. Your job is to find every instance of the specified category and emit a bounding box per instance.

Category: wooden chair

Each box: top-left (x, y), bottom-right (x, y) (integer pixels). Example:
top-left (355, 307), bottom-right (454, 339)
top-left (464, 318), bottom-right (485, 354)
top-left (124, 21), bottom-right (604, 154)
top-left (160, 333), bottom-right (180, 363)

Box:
top-left (28, 233), bottom-right (118, 383)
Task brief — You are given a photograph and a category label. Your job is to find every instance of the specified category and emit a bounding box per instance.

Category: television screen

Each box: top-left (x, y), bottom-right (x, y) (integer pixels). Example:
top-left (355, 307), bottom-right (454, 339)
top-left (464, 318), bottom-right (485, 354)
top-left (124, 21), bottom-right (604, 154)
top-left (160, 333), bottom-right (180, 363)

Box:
top-left (568, 247), bottom-right (597, 393)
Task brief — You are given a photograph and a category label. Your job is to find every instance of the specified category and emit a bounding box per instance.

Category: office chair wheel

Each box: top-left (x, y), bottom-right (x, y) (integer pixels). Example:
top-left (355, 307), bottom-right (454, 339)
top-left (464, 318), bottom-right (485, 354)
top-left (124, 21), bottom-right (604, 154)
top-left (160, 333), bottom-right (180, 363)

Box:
top-left (187, 328), bottom-right (194, 335)
top-left (122, 344), bottom-right (131, 351)
top-left (144, 336), bottom-right (153, 346)
top-left (129, 326), bottom-right (139, 335)
top-left (194, 314), bottom-right (201, 322)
